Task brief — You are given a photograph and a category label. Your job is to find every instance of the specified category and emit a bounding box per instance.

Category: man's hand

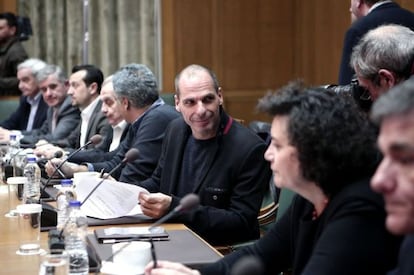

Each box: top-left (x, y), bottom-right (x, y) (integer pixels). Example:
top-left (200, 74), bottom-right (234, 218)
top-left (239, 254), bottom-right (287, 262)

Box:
top-left (138, 192), bottom-right (172, 218)
top-left (34, 144), bottom-right (64, 159)
top-left (0, 128), bottom-right (11, 142)
top-left (45, 159), bottom-right (88, 178)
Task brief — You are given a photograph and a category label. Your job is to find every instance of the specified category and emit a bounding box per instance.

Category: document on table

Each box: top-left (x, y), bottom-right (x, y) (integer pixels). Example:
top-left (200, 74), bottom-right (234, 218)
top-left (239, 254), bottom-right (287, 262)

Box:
top-left (75, 177), bottom-right (149, 219)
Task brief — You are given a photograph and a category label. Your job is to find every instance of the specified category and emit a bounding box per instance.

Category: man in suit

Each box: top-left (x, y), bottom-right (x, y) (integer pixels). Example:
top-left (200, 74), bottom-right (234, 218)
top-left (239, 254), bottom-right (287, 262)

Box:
top-left (0, 58), bottom-right (48, 133)
top-left (66, 75), bottom-right (129, 164)
top-left (34, 64), bottom-right (110, 158)
top-left (6, 64), bottom-right (80, 146)
top-left (45, 64), bottom-right (180, 183)
top-left (350, 24), bottom-right (414, 101)
top-left (370, 77), bottom-right (414, 274)
top-left (338, 0), bottom-right (414, 85)
top-left (138, 64), bottom-right (271, 246)
top-left (0, 12), bottom-right (28, 96)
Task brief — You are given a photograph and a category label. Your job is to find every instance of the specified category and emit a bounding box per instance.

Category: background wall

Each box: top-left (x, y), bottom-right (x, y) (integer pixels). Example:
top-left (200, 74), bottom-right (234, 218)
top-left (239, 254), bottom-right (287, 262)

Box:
top-left (1, 0), bottom-right (414, 124)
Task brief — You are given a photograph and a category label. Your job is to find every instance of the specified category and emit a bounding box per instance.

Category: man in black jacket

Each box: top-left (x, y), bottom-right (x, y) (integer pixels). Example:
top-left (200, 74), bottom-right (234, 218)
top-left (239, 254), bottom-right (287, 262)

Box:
top-left (0, 58), bottom-right (48, 132)
top-left (138, 64), bottom-right (271, 245)
top-left (0, 12), bottom-right (28, 95)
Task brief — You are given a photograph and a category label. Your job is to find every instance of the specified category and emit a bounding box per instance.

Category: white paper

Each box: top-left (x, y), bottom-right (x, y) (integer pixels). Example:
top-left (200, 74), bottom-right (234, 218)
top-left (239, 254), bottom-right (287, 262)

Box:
top-left (75, 177), bottom-right (149, 219)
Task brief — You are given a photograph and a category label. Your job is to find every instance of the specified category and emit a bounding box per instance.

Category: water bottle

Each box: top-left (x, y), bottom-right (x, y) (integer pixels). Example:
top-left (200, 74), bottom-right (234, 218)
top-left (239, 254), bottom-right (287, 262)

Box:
top-left (23, 156), bottom-right (41, 203)
top-left (56, 179), bottom-right (76, 230)
top-left (64, 200), bottom-right (89, 275)
top-left (8, 134), bottom-right (20, 176)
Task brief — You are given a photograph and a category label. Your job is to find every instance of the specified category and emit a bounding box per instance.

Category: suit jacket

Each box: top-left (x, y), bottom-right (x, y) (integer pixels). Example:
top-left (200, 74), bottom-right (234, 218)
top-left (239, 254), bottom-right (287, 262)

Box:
top-left (0, 94), bottom-right (48, 130)
top-left (68, 123), bottom-right (130, 164)
top-left (338, 2), bottom-right (414, 85)
top-left (139, 111), bottom-right (271, 245)
top-left (0, 37), bottom-right (28, 95)
top-left (388, 235), bottom-right (414, 275)
top-left (53, 100), bottom-right (110, 151)
top-left (201, 179), bottom-right (402, 275)
top-left (91, 100), bottom-right (180, 183)
top-left (20, 96), bottom-right (81, 145)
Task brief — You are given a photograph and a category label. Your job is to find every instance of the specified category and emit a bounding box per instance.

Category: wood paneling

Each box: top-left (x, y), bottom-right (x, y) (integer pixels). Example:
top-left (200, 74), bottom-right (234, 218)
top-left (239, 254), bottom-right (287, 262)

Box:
top-left (0, 0), bottom-right (16, 13)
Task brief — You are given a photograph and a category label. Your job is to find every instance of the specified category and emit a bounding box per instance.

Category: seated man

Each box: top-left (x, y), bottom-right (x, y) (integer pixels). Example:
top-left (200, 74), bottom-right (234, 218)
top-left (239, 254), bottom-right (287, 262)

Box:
top-left (1, 64), bottom-right (80, 146)
top-left (138, 64), bottom-right (271, 246)
top-left (370, 77), bottom-right (414, 274)
top-left (0, 58), bottom-right (48, 133)
top-left (350, 24), bottom-right (414, 101)
top-left (45, 64), bottom-right (179, 183)
top-left (61, 75), bottom-right (129, 163)
top-left (34, 64), bottom-right (110, 157)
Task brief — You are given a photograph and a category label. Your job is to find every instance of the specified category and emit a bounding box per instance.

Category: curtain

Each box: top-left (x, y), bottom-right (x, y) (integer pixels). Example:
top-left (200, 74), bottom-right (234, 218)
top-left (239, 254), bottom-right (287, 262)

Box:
top-left (17, 0), bottom-right (158, 81)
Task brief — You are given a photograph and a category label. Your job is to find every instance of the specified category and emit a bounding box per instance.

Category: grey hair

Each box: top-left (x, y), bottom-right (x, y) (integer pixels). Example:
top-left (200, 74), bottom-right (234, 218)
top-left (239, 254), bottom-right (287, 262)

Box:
top-left (36, 64), bottom-right (67, 84)
top-left (371, 77), bottom-right (414, 124)
top-left (351, 24), bottom-right (414, 81)
top-left (174, 64), bottom-right (220, 96)
top-left (112, 64), bottom-right (159, 108)
top-left (17, 58), bottom-right (47, 79)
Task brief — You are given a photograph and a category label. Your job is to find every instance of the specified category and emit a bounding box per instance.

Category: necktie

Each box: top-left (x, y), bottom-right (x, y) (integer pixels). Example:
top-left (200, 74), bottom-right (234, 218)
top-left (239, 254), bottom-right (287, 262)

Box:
top-left (51, 108), bottom-right (58, 132)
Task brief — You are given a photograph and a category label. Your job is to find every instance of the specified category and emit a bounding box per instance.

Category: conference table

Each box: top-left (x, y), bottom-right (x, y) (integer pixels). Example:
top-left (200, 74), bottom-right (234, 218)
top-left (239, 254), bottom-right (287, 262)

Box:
top-left (0, 182), bottom-right (222, 274)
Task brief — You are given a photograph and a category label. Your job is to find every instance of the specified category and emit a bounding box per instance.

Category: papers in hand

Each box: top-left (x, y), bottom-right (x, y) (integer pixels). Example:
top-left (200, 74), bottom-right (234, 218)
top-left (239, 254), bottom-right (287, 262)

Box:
top-left (75, 177), bottom-right (149, 219)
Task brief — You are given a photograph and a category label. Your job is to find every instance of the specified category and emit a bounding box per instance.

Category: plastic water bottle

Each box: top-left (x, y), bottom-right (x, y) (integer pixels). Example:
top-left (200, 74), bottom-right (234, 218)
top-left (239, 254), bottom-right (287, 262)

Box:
top-left (23, 156), bottom-right (41, 203)
top-left (56, 179), bottom-right (76, 230)
top-left (64, 200), bottom-right (89, 275)
top-left (8, 134), bottom-right (20, 176)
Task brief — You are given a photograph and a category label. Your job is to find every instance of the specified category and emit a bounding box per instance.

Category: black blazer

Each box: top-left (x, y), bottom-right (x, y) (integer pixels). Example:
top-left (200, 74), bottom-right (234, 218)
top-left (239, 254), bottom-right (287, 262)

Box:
top-left (338, 2), bottom-right (414, 85)
top-left (140, 111), bottom-right (271, 245)
top-left (0, 95), bottom-right (48, 130)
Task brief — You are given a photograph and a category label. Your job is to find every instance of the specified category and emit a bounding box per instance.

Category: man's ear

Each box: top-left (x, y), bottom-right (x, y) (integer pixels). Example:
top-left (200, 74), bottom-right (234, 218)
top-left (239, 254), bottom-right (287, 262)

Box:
top-left (378, 69), bottom-right (397, 88)
top-left (174, 94), bottom-right (181, 112)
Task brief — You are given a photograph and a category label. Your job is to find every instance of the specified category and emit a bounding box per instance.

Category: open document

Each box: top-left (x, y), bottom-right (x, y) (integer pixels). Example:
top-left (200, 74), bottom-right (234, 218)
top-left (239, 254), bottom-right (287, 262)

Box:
top-left (75, 177), bottom-right (149, 219)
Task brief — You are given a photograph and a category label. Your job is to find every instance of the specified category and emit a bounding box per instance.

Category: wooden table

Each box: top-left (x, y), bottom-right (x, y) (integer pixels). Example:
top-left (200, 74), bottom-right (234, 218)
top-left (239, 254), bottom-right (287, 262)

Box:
top-left (0, 183), bottom-right (221, 274)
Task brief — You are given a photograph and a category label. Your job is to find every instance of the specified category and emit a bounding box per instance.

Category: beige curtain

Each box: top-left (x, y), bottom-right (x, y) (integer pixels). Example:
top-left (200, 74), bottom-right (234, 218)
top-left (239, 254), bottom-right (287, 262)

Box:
top-left (17, 0), bottom-right (158, 80)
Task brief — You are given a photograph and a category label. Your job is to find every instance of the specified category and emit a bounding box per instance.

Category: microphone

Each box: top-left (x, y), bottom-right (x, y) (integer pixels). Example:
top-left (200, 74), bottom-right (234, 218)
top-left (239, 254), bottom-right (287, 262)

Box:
top-left (80, 148), bottom-right (140, 205)
top-left (44, 134), bottom-right (102, 183)
top-left (102, 193), bottom-right (200, 268)
top-left (230, 256), bottom-right (265, 275)
top-left (149, 193), bottom-right (200, 232)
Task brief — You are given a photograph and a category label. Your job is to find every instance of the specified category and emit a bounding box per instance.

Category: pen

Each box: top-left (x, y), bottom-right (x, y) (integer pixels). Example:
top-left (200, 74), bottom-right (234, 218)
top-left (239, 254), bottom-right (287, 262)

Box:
top-left (99, 168), bottom-right (105, 178)
top-left (102, 237), bottom-right (169, 244)
top-left (51, 162), bottom-right (66, 179)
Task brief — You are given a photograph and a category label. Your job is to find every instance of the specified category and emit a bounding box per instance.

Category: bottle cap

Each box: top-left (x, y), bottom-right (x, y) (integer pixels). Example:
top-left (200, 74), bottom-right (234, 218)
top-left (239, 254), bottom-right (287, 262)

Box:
top-left (60, 179), bottom-right (73, 186)
top-left (69, 200), bottom-right (81, 207)
top-left (26, 156), bottom-right (37, 162)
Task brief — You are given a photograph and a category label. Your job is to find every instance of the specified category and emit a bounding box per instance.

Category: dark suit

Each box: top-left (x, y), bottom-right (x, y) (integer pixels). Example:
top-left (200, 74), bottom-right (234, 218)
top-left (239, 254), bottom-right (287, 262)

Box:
top-left (0, 94), bottom-right (48, 130)
top-left (68, 123), bottom-right (130, 163)
top-left (90, 100), bottom-right (180, 183)
top-left (20, 96), bottom-right (80, 145)
top-left (139, 111), bottom-right (271, 245)
top-left (338, 2), bottom-right (414, 85)
top-left (388, 235), bottom-right (414, 275)
top-left (53, 100), bottom-right (110, 151)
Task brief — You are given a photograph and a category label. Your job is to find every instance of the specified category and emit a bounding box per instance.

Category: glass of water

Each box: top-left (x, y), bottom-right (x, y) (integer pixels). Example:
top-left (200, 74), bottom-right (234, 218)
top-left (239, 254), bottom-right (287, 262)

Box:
top-left (39, 249), bottom-right (69, 275)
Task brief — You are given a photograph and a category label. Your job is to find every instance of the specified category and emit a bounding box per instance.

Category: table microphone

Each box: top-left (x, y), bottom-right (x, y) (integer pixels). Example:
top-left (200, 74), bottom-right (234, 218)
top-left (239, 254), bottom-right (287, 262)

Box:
top-left (44, 134), bottom-right (102, 185)
top-left (102, 193), bottom-right (200, 268)
top-left (230, 256), bottom-right (265, 275)
top-left (149, 193), bottom-right (200, 233)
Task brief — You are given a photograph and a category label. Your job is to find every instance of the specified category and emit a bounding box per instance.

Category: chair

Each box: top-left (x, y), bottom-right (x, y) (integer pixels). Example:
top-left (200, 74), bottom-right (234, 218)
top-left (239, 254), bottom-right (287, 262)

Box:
top-left (160, 93), bottom-right (175, 106)
top-left (0, 96), bottom-right (20, 121)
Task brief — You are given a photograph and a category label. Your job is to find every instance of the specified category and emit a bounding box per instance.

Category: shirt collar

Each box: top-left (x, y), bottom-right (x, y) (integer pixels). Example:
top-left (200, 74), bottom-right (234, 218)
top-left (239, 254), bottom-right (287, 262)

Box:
top-left (112, 120), bottom-right (128, 131)
top-left (81, 97), bottom-right (100, 121)
top-left (26, 92), bottom-right (42, 105)
top-left (368, 0), bottom-right (392, 13)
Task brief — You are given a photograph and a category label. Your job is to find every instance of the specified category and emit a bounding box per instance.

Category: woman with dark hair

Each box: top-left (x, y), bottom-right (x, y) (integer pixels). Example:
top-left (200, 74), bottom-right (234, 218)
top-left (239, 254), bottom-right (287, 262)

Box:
top-left (144, 81), bottom-right (401, 275)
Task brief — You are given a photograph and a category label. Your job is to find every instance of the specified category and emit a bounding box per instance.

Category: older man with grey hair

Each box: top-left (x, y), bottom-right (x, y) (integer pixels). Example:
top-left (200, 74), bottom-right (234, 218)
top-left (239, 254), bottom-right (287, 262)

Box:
top-left (350, 24), bottom-right (414, 101)
top-left (0, 58), bottom-right (48, 133)
top-left (46, 63), bottom-right (179, 183)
